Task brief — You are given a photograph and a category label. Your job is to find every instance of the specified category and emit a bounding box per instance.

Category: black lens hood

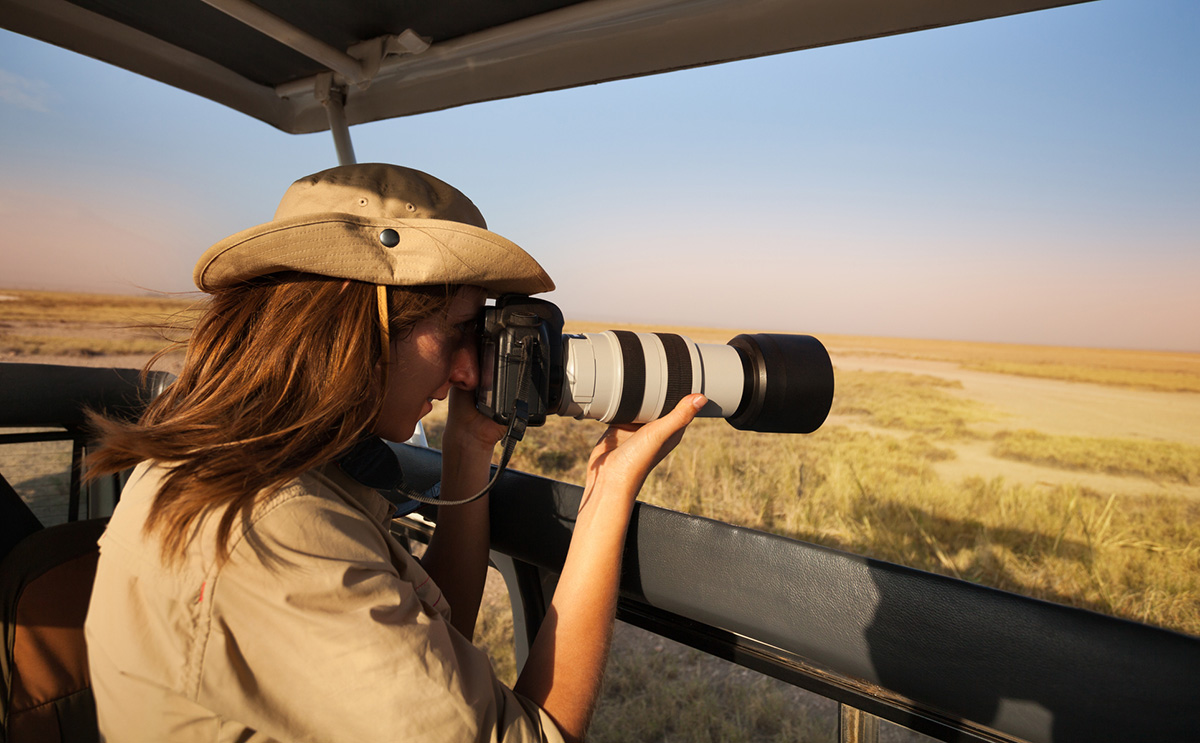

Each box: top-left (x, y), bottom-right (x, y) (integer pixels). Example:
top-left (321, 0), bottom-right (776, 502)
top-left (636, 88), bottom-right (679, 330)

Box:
top-left (727, 333), bottom-right (834, 434)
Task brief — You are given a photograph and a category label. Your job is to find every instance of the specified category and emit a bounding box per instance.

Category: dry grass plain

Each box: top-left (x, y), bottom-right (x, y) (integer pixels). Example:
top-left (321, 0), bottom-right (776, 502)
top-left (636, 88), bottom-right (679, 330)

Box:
top-left (0, 288), bottom-right (195, 372)
top-left (4, 289), bottom-right (1199, 740)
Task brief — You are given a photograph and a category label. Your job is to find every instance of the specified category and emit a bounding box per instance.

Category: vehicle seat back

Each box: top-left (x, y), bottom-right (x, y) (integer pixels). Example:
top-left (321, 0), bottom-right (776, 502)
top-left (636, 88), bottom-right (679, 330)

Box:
top-left (0, 518), bottom-right (105, 743)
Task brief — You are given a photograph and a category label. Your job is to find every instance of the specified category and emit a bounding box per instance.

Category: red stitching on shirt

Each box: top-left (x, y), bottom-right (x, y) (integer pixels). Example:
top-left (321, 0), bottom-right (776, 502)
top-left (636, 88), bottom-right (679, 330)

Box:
top-left (413, 576), bottom-right (441, 608)
top-left (197, 581), bottom-right (206, 603)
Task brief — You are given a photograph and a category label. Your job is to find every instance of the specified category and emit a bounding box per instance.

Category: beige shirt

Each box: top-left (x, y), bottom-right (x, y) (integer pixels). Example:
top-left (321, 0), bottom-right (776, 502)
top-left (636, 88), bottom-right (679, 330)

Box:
top-left (85, 461), bottom-right (563, 743)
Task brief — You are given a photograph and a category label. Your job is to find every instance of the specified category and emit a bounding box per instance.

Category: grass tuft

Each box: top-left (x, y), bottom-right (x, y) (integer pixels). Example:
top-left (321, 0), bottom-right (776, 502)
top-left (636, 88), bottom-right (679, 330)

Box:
top-left (591, 636), bottom-right (829, 743)
top-left (993, 430), bottom-right (1200, 484)
top-left (831, 369), bottom-right (992, 439)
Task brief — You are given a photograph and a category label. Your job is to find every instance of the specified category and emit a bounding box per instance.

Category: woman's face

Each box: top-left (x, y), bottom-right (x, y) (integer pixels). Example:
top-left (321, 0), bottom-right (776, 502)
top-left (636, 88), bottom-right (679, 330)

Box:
top-left (374, 286), bottom-right (487, 442)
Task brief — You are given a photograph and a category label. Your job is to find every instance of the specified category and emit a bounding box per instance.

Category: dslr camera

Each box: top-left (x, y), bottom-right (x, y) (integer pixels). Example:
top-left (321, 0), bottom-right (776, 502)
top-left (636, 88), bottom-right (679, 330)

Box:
top-left (475, 295), bottom-right (834, 435)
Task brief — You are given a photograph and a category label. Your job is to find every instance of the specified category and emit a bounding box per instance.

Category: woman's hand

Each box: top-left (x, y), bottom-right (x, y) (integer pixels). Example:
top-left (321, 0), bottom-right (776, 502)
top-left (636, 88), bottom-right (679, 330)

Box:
top-left (580, 393), bottom-right (707, 514)
top-left (440, 386), bottom-right (506, 456)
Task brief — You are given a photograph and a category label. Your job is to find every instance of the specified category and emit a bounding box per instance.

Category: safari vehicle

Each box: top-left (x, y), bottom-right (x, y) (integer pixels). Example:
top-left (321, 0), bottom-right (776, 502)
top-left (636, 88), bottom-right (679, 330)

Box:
top-left (1, 1), bottom-right (1197, 742)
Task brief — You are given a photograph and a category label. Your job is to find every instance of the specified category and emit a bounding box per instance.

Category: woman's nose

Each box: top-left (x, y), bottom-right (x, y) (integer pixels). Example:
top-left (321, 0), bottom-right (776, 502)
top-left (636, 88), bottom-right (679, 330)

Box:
top-left (449, 342), bottom-right (479, 390)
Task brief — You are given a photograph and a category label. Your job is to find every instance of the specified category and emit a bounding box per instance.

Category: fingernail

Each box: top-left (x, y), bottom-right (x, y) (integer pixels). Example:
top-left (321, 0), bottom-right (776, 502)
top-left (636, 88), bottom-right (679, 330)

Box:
top-left (691, 394), bottom-right (707, 410)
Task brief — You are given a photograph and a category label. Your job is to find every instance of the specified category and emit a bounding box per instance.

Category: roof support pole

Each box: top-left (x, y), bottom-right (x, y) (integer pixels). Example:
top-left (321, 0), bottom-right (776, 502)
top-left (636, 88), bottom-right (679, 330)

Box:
top-left (199, 0), bottom-right (366, 84)
top-left (323, 87), bottom-right (356, 166)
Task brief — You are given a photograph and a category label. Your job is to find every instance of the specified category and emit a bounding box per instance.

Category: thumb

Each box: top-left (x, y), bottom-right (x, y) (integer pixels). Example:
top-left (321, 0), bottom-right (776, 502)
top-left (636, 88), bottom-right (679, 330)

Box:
top-left (669, 392), bottom-right (707, 426)
top-left (659, 393), bottom-right (706, 431)
top-left (631, 393), bottom-right (707, 460)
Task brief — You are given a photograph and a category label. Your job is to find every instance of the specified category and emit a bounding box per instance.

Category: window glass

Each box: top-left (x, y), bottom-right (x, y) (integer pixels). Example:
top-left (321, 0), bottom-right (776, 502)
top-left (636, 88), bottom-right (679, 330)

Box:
top-left (0, 433), bottom-right (73, 527)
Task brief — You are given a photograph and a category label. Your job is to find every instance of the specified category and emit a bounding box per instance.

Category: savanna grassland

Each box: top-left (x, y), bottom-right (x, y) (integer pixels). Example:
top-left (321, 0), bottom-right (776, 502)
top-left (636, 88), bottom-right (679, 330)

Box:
top-left (0, 288), bottom-right (197, 362)
top-left (4, 289), bottom-right (1199, 741)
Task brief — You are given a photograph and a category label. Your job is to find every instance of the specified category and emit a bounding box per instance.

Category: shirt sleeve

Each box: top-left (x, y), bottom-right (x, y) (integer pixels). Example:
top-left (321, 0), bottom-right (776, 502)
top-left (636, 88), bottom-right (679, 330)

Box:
top-left (195, 488), bottom-right (564, 743)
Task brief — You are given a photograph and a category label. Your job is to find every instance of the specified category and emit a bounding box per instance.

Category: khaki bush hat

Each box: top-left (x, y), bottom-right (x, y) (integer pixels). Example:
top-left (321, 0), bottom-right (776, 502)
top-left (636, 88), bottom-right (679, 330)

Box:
top-left (193, 163), bottom-right (554, 296)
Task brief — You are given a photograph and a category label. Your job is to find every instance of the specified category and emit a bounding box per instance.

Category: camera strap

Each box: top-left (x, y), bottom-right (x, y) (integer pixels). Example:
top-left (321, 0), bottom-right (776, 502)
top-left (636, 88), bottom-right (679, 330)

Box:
top-left (392, 337), bottom-right (536, 508)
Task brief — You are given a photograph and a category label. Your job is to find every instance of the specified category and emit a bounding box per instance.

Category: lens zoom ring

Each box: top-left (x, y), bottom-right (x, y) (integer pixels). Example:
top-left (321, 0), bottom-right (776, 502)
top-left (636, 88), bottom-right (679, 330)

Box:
top-left (654, 333), bottom-right (692, 417)
top-left (612, 330), bottom-right (645, 424)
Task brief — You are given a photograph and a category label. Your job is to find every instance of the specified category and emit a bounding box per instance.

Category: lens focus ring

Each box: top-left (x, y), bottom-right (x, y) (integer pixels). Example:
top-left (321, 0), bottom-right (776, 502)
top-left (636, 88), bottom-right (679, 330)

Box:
top-left (655, 333), bottom-right (693, 416)
top-left (611, 331), bottom-right (646, 424)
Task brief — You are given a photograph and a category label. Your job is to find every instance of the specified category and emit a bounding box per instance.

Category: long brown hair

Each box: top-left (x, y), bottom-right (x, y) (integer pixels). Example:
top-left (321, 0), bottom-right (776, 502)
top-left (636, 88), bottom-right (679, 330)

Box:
top-left (86, 273), bottom-right (456, 564)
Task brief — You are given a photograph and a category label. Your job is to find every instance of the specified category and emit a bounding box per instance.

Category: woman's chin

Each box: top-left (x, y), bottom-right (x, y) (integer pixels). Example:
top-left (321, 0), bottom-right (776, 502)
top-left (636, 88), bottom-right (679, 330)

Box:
top-left (375, 421), bottom-right (417, 444)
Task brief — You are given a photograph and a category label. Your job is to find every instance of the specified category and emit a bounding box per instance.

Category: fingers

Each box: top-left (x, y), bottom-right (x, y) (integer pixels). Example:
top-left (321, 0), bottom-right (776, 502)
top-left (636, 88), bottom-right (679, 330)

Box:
top-left (445, 385), bottom-right (477, 416)
top-left (660, 393), bottom-right (707, 432)
top-left (638, 393), bottom-right (705, 466)
top-left (443, 386), bottom-right (506, 451)
top-left (593, 394), bottom-right (704, 445)
top-left (632, 393), bottom-right (706, 449)
top-left (588, 394), bottom-right (706, 482)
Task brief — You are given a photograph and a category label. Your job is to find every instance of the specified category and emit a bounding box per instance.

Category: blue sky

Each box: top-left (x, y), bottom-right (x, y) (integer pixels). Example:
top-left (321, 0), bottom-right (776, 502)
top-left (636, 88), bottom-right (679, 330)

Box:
top-left (1, 0), bottom-right (1197, 351)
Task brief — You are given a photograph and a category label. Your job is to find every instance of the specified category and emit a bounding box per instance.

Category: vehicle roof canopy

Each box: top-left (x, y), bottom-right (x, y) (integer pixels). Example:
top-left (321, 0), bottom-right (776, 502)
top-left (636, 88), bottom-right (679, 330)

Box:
top-left (3, 0), bottom-right (1091, 134)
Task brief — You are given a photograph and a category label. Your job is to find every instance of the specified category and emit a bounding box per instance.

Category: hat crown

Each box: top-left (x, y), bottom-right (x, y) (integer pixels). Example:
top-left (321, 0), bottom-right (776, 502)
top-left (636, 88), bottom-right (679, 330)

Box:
top-left (194, 162), bottom-right (553, 296)
top-left (275, 163), bottom-right (487, 228)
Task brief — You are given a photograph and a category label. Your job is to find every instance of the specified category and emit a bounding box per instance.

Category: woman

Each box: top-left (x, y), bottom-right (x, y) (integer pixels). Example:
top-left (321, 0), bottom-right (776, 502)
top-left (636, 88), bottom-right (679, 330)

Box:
top-left (84, 164), bottom-right (704, 742)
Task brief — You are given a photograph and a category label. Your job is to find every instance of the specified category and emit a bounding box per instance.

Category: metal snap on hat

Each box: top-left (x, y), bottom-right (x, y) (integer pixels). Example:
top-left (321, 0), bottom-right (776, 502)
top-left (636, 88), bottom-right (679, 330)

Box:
top-left (193, 163), bottom-right (554, 296)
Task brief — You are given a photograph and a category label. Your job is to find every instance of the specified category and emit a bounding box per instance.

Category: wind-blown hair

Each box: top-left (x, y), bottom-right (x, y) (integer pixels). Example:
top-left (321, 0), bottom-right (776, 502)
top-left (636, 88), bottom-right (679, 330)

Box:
top-left (86, 273), bottom-right (456, 564)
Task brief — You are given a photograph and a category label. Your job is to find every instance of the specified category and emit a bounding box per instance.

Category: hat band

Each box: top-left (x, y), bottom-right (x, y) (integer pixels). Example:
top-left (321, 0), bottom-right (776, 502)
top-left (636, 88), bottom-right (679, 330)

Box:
top-left (376, 284), bottom-right (390, 358)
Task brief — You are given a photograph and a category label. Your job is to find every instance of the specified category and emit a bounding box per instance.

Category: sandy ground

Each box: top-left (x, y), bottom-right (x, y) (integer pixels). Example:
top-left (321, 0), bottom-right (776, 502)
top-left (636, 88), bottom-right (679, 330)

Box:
top-left (831, 355), bottom-right (1200, 499)
top-left (833, 355), bottom-right (1200, 443)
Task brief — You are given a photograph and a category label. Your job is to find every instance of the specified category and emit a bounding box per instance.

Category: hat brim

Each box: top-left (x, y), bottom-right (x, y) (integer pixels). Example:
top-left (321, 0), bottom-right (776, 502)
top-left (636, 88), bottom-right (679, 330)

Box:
top-left (194, 213), bottom-right (554, 296)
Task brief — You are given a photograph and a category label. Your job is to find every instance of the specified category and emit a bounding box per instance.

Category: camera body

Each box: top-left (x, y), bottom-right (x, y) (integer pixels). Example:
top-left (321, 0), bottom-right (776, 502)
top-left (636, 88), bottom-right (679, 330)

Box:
top-left (476, 295), bottom-right (564, 428)
top-left (475, 294), bottom-right (835, 435)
